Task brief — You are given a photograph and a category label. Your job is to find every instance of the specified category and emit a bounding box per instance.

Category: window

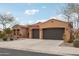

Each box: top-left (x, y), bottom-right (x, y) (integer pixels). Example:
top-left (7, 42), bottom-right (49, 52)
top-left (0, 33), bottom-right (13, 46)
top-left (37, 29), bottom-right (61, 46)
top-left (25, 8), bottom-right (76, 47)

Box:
top-left (17, 29), bottom-right (20, 35)
top-left (17, 29), bottom-right (20, 31)
top-left (13, 29), bottom-right (16, 35)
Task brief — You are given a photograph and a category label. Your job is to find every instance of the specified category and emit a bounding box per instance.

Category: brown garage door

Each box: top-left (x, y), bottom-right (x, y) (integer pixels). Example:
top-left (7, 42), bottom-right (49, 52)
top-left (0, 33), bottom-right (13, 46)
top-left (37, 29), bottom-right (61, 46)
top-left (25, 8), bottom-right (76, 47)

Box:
top-left (43, 28), bottom-right (64, 40)
top-left (32, 29), bottom-right (39, 39)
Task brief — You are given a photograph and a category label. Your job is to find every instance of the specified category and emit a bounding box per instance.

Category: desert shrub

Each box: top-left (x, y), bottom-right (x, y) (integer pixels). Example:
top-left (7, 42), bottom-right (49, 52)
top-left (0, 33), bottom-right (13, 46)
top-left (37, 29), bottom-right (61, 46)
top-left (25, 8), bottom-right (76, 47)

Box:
top-left (73, 39), bottom-right (79, 48)
top-left (73, 30), bottom-right (79, 47)
top-left (10, 38), bottom-right (14, 41)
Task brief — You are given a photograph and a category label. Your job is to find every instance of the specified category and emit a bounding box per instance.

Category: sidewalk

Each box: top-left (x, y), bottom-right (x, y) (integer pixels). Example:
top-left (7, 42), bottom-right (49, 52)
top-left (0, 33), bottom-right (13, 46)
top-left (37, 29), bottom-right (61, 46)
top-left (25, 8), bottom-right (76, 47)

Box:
top-left (0, 39), bottom-right (79, 56)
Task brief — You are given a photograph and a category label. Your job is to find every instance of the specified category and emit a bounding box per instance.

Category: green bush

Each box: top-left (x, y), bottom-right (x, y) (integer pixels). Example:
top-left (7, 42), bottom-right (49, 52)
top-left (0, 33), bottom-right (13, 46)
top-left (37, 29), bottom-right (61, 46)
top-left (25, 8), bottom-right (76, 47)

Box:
top-left (3, 37), bottom-right (7, 41)
top-left (10, 38), bottom-right (13, 41)
top-left (4, 28), bottom-right (12, 34)
top-left (0, 28), bottom-right (12, 41)
top-left (68, 40), bottom-right (73, 43)
top-left (73, 39), bottom-right (79, 48)
top-left (0, 32), bottom-right (8, 41)
top-left (73, 30), bottom-right (79, 47)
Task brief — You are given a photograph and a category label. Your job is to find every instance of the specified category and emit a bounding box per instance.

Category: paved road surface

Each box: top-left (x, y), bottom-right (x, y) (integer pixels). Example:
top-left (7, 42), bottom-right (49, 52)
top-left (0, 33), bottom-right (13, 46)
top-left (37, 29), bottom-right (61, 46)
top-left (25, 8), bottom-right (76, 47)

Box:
top-left (0, 48), bottom-right (62, 56)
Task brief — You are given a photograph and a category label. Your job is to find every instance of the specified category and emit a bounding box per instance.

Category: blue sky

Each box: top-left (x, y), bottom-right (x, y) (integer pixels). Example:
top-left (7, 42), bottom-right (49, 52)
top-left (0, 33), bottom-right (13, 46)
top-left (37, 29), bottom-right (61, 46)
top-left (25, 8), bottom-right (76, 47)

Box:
top-left (0, 3), bottom-right (66, 25)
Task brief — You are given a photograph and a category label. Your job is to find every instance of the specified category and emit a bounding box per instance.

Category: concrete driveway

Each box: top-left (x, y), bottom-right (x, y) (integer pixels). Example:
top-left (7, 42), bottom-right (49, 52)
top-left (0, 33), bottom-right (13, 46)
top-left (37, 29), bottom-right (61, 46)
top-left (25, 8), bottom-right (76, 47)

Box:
top-left (0, 39), bottom-right (63, 49)
top-left (0, 39), bottom-right (79, 56)
top-left (0, 39), bottom-right (64, 55)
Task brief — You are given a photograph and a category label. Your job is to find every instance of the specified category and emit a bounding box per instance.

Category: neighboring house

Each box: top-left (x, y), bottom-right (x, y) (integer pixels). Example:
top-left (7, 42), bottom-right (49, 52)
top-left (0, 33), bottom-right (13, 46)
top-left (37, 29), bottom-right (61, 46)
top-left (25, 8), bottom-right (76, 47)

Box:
top-left (29, 19), bottom-right (74, 43)
top-left (11, 25), bottom-right (29, 39)
top-left (11, 19), bottom-right (74, 43)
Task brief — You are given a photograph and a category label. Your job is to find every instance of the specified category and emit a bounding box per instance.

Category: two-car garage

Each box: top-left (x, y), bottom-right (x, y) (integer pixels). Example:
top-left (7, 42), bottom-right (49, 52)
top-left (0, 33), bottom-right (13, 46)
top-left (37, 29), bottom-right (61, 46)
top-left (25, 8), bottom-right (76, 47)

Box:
top-left (43, 28), bottom-right (64, 40)
top-left (29, 19), bottom-right (72, 42)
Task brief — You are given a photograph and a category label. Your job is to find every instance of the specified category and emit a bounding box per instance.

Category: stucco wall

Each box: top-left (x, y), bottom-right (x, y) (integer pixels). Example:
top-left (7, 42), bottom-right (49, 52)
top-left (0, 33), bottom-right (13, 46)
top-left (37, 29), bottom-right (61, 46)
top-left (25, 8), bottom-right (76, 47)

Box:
top-left (12, 25), bottom-right (29, 38)
top-left (29, 20), bottom-right (72, 42)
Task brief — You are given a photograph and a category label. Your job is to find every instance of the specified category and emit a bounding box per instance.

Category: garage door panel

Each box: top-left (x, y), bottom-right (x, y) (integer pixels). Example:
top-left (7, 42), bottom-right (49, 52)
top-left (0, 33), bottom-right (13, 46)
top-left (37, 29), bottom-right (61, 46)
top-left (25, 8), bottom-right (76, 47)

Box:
top-left (32, 29), bottom-right (39, 39)
top-left (43, 28), bottom-right (64, 40)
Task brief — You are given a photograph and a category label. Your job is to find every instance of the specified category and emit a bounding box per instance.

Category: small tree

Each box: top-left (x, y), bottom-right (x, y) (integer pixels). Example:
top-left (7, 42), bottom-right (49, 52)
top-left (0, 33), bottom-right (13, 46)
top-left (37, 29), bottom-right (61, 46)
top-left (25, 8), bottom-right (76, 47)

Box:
top-left (4, 28), bottom-right (12, 36)
top-left (62, 3), bottom-right (79, 47)
top-left (0, 13), bottom-right (15, 30)
top-left (61, 4), bottom-right (79, 33)
top-left (62, 6), bottom-right (71, 22)
top-left (0, 13), bottom-right (15, 41)
top-left (4, 28), bottom-right (12, 34)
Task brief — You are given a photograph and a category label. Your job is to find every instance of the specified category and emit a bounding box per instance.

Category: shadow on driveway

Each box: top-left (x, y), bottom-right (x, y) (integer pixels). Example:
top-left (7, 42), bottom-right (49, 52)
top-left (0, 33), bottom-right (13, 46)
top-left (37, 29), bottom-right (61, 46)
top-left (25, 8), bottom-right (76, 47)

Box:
top-left (0, 48), bottom-right (62, 56)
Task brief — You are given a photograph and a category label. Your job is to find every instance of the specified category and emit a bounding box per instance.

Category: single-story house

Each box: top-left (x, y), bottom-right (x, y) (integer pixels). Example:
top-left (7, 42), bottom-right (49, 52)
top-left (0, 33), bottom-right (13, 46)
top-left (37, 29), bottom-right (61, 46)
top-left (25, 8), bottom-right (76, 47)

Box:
top-left (11, 19), bottom-right (74, 43)
top-left (29, 19), bottom-right (74, 43)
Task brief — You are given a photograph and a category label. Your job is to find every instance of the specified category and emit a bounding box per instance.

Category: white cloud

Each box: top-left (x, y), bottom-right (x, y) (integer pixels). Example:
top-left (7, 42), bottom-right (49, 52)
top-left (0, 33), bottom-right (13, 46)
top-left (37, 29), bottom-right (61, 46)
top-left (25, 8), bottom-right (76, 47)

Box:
top-left (35, 14), bottom-right (67, 24)
top-left (36, 19), bottom-right (48, 23)
top-left (5, 11), bottom-right (11, 15)
top-left (1, 11), bottom-right (12, 15)
top-left (15, 17), bottom-right (19, 21)
top-left (24, 9), bottom-right (39, 16)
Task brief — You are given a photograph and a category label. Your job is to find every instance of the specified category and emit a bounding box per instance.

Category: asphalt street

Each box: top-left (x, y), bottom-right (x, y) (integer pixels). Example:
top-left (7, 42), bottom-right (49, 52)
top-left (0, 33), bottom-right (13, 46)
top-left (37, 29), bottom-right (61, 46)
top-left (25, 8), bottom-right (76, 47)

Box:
top-left (0, 48), bottom-right (62, 56)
